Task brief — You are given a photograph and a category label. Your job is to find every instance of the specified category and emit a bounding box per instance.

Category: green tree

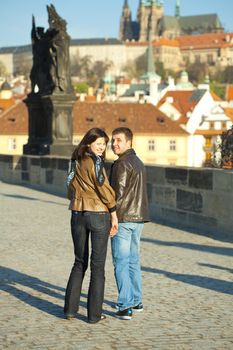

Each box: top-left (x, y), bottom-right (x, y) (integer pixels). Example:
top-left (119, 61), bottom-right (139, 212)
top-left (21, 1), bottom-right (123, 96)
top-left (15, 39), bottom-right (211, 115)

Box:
top-left (70, 54), bottom-right (112, 89)
top-left (209, 81), bottom-right (226, 99)
top-left (186, 62), bottom-right (207, 84)
top-left (73, 82), bottom-right (89, 94)
top-left (87, 60), bottom-right (112, 89)
top-left (123, 54), bottom-right (175, 81)
top-left (217, 66), bottom-right (233, 84)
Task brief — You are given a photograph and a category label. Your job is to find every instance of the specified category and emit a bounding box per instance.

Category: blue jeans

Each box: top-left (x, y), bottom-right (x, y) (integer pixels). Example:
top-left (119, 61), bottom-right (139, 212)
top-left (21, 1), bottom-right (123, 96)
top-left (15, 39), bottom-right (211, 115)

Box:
top-left (64, 211), bottom-right (110, 322)
top-left (111, 222), bottom-right (144, 311)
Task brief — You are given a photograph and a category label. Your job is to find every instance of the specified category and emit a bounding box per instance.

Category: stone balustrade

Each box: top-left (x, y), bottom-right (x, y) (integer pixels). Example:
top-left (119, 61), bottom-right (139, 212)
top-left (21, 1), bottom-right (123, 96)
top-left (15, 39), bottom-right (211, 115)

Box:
top-left (0, 154), bottom-right (232, 238)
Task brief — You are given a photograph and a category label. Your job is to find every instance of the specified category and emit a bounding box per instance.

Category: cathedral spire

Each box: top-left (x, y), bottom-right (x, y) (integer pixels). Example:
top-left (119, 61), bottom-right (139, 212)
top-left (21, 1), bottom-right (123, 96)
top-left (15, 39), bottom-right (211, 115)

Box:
top-left (119, 0), bottom-right (133, 41)
top-left (147, 22), bottom-right (155, 75)
top-left (175, 0), bottom-right (180, 18)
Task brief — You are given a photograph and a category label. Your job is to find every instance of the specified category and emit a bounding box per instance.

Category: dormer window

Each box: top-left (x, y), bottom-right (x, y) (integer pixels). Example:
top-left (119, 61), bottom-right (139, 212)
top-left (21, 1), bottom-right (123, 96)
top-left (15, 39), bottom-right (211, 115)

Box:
top-left (118, 117), bottom-right (126, 123)
top-left (86, 117), bottom-right (94, 122)
top-left (156, 116), bottom-right (165, 124)
top-left (8, 117), bottom-right (16, 122)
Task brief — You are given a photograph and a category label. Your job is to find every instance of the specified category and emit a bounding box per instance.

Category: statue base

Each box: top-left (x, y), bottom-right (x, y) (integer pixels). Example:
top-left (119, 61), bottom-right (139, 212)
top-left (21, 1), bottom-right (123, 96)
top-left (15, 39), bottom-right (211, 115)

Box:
top-left (23, 92), bottom-right (76, 157)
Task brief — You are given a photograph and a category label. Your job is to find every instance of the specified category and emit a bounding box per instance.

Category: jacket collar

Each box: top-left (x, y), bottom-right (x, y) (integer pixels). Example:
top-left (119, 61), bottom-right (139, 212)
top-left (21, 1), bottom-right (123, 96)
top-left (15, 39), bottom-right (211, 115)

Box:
top-left (117, 148), bottom-right (136, 159)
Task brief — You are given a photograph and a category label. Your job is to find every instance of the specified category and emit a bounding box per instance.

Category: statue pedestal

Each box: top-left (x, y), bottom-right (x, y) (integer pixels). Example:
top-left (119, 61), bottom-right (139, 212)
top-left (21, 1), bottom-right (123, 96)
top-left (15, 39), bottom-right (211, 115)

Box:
top-left (23, 93), bottom-right (76, 157)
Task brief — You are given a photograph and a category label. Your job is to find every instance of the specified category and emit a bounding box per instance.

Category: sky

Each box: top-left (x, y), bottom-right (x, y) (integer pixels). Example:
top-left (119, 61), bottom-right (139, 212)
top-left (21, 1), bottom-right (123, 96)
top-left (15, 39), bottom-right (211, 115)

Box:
top-left (1, 0), bottom-right (233, 48)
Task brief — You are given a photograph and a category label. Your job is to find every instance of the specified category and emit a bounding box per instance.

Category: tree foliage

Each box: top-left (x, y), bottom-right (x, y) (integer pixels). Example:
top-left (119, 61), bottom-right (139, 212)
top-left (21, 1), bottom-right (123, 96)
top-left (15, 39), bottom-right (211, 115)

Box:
top-left (214, 66), bottom-right (233, 84)
top-left (70, 54), bottom-right (112, 89)
top-left (186, 62), bottom-right (207, 84)
top-left (14, 61), bottom-right (31, 78)
top-left (73, 82), bottom-right (89, 94)
top-left (209, 82), bottom-right (226, 99)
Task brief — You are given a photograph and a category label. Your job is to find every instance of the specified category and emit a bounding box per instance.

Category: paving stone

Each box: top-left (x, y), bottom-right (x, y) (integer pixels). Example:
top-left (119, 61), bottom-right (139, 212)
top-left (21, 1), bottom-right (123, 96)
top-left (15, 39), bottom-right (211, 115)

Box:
top-left (0, 181), bottom-right (233, 350)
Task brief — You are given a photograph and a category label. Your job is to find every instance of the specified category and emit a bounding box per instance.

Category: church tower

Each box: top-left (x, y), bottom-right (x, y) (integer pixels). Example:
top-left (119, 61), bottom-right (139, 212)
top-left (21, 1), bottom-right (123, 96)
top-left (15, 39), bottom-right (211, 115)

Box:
top-left (119, 0), bottom-right (133, 41)
top-left (137, 0), bottom-right (164, 42)
top-left (175, 0), bottom-right (180, 18)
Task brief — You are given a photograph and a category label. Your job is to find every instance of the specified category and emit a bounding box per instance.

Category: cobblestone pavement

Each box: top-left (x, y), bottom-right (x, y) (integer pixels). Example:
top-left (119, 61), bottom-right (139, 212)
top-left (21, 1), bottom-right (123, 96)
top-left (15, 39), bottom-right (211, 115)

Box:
top-left (0, 181), bottom-right (233, 350)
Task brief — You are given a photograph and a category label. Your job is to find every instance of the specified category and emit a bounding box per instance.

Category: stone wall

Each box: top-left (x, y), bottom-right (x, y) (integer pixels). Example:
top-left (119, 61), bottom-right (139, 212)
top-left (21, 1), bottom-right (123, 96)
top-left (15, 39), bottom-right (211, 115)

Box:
top-left (0, 154), bottom-right (232, 237)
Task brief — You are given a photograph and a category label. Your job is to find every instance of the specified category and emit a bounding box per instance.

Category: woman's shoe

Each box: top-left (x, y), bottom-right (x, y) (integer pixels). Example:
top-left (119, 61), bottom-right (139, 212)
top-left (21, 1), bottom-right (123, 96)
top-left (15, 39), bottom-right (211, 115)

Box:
top-left (88, 315), bottom-right (106, 324)
top-left (66, 314), bottom-right (76, 320)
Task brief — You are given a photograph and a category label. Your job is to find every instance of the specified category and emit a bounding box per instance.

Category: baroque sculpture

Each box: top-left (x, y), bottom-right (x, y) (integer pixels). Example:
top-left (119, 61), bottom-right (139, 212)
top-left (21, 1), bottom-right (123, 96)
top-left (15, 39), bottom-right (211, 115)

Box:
top-left (24, 5), bottom-right (75, 156)
top-left (30, 4), bottom-right (72, 95)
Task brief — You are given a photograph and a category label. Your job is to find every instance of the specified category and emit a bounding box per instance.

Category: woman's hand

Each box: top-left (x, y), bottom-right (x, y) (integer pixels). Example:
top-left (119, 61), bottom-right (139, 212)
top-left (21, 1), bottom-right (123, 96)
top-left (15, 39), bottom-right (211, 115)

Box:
top-left (109, 211), bottom-right (118, 237)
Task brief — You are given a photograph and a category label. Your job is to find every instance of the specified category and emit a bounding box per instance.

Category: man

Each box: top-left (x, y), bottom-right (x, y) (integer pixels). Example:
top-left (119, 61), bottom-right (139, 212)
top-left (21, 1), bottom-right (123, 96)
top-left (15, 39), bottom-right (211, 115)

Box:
top-left (110, 127), bottom-right (149, 320)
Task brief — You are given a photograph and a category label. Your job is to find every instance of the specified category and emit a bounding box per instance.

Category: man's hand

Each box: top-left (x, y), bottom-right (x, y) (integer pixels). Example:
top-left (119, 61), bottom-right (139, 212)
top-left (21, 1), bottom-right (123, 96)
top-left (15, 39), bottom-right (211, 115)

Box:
top-left (109, 212), bottom-right (118, 237)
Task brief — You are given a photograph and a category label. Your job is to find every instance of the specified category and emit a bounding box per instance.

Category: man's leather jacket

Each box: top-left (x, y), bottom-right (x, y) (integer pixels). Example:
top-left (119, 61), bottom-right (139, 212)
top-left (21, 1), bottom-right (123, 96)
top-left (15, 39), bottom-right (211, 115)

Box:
top-left (68, 153), bottom-right (116, 213)
top-left (110, 148), bottom-right (149, 223)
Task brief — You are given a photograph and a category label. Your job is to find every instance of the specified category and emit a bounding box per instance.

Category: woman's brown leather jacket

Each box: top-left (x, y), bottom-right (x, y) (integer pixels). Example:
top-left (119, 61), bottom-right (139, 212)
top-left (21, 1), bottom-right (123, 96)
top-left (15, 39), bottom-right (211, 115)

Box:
top-left (68, 153), bottom-right (116, 213)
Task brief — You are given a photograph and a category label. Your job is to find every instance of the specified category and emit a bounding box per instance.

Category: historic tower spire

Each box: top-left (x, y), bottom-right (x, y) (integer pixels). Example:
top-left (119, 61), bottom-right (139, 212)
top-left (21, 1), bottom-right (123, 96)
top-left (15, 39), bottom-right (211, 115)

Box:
top-left (119, 0), bottom-right (133, 41)
top-left (175, 0), bottom-right (180, 18)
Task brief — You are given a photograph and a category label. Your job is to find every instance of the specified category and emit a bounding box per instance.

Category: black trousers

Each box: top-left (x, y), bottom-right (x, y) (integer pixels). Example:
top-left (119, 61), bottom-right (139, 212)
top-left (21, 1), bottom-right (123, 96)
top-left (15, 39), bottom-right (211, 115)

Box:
top-left (64, 211), bottom-right (110, 322)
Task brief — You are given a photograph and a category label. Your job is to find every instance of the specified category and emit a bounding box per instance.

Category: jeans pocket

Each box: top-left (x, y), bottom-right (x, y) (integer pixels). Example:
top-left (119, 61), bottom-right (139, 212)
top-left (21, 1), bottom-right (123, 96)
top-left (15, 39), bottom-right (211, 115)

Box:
top-left (89, 213), bottom-right (109, 231)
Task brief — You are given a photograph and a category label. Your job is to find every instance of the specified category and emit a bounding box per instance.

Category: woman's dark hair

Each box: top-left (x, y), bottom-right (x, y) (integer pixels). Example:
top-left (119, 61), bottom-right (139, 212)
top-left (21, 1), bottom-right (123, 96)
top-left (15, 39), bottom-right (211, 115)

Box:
top-left (71, 128), bottom-right (109, 160)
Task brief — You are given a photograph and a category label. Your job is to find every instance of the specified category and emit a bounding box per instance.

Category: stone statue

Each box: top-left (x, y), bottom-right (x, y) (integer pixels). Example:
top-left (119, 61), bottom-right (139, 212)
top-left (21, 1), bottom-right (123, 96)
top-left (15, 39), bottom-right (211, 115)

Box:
top-left (47, 4), bottom-right (72, 93)
top-left (24, 5), bottom-right (75, 157)
top-left (30, 16), bottom-right (55, 95)
top-left (30, 4), bottom-right (72, 95)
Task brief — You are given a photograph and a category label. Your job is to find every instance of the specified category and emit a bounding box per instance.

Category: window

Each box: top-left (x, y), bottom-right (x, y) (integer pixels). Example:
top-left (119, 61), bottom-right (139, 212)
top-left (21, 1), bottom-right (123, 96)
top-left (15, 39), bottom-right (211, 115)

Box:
top-left (221, 122), bottom-right (227, 130)
top-left (148, 140), bottom-right (155, 151)
top-left (195, 55), bottom-right (201, 63)
top-left (207, 54), bottom-right (214, 64)
top-left (8, 138), bottom-right (17, 151)
top-left (205, 137), bottom-right (212, 148)
top-left (169, 140), bottom-right (176, 151)
top-left (210, 122), bottom-right (215, 130)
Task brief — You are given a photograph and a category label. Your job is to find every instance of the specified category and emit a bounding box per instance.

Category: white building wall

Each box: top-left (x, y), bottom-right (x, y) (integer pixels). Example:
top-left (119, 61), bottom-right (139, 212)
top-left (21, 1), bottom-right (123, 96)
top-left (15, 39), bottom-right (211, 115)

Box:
top-left (70, 44), bottom-right (128, 76)
top-left (0, 53), bottom-right (13, 76)
top-left (187, 135), bottom-right (205, 167)
top-left (186, 91), bottom-right (215, 134)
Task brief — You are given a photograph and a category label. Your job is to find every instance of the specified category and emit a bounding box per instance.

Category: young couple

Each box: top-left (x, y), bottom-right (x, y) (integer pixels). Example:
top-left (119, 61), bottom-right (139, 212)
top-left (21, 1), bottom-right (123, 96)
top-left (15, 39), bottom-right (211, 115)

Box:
top-left (64, 127), bottom-right (149, 323)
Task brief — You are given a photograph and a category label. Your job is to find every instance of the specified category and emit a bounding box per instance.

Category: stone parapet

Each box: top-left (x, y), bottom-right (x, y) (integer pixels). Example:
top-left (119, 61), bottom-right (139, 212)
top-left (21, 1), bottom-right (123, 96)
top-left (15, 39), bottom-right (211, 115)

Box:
top-left (0, 154), bottom-right (232, 237)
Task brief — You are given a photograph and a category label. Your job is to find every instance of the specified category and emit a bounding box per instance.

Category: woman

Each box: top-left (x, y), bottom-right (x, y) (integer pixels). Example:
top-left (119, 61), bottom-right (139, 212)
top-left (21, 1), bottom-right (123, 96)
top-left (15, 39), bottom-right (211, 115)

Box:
top-left (64, 128), bottom-right (118, 323)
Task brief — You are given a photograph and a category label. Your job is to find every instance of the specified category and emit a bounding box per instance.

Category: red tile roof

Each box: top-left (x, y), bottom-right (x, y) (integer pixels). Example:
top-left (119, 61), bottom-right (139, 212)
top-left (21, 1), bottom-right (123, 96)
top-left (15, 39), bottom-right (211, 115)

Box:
top-left (224, 107), bottom-right (233, 122)
top-left (226, 85), bottom-right (233, 101)
top-left (125, 38), bottom-right (179, 48)
top-left (152, 38), bottom-right (179, 47)
top-left (73, 102), bottom-right (188, 135)
top-left (210, 91), bottom-right (222, 101)
top-left (0, 100), bottom-right (187, 136)
top-left (0, 101), bottom-right (28, 135)
top-left (0, 98), bottom-right (16, 112)
top-left (177, 32), bottom-right (233, 50)
top-left (157, 90), bottom-right (197, 116)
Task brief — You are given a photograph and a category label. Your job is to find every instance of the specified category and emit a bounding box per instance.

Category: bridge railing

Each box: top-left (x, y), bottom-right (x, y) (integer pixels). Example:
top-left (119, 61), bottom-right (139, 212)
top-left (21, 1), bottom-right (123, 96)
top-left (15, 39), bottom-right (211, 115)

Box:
top-left (0, 154), bottom-right (232, 238)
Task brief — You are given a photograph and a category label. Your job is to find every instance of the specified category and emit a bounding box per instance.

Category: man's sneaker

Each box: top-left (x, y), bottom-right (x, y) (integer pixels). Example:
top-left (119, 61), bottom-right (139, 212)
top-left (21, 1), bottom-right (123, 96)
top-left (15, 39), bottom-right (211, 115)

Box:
top-left (114, 303), bottom-right (120, 310)
top-left (133, 303), bottom-right (143, 312)
top-left (116, 308), bottom-right (132, 320)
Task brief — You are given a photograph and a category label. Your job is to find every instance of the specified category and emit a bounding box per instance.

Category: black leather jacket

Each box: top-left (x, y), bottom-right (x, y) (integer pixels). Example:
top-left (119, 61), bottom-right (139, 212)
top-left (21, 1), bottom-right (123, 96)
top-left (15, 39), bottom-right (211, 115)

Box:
top-left (110, 148), bottom-right (149, 223)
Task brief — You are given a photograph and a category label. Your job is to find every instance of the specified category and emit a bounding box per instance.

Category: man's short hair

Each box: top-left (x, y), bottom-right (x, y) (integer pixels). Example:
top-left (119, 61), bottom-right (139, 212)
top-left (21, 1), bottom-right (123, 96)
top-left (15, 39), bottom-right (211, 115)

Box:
top-left (112, 127), bottom-right (133, 143)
